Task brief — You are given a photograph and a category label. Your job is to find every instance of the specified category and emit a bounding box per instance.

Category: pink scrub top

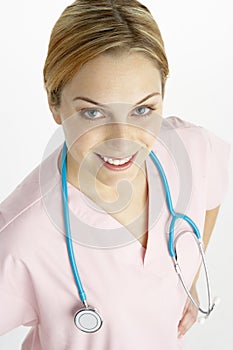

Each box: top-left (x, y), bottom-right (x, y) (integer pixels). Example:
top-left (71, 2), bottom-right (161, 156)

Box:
top-left (0, 117), bottom-right (230, 349)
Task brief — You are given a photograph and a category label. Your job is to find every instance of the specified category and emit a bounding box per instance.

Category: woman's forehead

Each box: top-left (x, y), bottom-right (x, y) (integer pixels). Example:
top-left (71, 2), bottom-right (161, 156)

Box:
top-left (61, 53), bottom-right (162, 104)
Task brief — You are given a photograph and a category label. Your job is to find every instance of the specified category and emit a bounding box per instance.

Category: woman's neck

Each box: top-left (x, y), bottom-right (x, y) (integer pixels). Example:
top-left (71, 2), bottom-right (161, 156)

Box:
top-left (58, 148), bottom-right (148, 219)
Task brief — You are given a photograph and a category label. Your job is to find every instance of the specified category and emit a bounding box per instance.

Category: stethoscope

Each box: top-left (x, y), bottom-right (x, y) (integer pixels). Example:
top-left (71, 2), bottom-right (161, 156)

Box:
top-left (61, 141), bottom-right (219, 333)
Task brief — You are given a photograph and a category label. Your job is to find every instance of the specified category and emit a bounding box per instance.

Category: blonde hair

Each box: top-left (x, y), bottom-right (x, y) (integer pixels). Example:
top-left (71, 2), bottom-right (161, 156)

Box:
top-left (43, 0), bottom-right (169, 107)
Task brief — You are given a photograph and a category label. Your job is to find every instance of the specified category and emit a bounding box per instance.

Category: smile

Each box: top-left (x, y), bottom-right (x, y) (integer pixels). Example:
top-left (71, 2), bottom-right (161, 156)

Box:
top-left (99, 155), bottom-right (133, 165)
top-left (95, 152), bottom-right (138, 171)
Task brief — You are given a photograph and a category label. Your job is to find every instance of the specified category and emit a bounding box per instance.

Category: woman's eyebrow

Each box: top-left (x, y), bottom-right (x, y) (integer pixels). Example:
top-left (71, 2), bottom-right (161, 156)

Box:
top-left (72, 92), bottom-right (161, 107)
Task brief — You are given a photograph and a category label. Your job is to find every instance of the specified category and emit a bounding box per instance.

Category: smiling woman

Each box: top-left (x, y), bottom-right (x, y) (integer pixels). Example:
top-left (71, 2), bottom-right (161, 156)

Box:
top-left (0, 0), bottom-right (231, 349)
top-left (53, 53), bottom-right (163, 207)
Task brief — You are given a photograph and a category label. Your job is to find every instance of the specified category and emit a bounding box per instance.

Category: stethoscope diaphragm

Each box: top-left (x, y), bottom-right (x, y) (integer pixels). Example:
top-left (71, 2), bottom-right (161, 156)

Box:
top-left (74, 307), bottom-right (103, 333)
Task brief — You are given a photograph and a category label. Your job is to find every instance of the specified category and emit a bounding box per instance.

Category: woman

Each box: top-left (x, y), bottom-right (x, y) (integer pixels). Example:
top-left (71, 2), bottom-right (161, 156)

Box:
top-left (0, 0), bottom-right (230, 349)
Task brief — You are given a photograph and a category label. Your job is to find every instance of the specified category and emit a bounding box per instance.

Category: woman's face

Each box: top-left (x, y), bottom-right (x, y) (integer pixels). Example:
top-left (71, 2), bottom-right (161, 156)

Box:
top-left (50, 52), bottom-right (163, 190)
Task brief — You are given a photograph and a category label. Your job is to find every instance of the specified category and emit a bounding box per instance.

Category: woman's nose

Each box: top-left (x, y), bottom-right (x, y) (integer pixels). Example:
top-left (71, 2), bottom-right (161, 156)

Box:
top-left (101, 134), bottom-right (138, 157)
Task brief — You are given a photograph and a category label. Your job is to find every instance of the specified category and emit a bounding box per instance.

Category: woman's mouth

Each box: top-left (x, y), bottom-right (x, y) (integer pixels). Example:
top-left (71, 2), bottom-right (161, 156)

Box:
top-left (96, 152), bottom-right (138, 171)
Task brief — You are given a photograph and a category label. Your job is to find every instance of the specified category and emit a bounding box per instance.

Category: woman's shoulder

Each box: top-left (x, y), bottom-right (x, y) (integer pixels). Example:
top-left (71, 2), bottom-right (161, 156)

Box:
top-left (0, 166), bottom-right (41, 231)
top-left (158, 116), bottom-right (208, 155)
top-left (0, 145), bottom-right (62, 256)
top-left (160, 116), bottom-right (230, 151)
top-left (159, 116), bottom-right (230, 211)
top-left (158, 116), bottom-right (230, 181)
top-left (161, 116), bottom-right (203, 136)
top-left (162, 115), bottom-right (198, 129)
top-left (0, 174), bottom-right (39, 263)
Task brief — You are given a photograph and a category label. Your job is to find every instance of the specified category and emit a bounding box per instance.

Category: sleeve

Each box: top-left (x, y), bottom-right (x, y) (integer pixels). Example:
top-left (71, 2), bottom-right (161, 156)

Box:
top-left (202, 128), bottom-right (231, 210)
top-left (0, 253), bottom-right (38, 335)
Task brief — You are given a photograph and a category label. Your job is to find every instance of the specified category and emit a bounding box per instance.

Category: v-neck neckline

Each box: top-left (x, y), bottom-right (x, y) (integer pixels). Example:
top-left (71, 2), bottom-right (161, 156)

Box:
top-left (65, 155), bottom-right (154, 267)
top-left (55, 141), bottom-right (160, 267)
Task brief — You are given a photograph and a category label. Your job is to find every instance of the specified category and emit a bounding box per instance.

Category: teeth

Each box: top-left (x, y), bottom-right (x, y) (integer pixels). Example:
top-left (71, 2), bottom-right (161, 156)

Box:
top-left (101, 155), bottom-right (132, 165)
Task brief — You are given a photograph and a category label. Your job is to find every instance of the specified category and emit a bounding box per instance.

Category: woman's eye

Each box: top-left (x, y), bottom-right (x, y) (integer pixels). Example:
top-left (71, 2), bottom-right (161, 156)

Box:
top-left (79, 105), bottom-right (155, 120)
top-left (82, 109), bottom-right (103, 119)
top-left (133, 106), bottom-right (152, 117)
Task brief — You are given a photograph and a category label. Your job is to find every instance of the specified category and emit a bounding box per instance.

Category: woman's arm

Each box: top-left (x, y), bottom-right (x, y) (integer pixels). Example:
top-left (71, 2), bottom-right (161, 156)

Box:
top-left (193, 205), bottom-right (220, 284)
top-left (177, 205), bottom-right (220, 338)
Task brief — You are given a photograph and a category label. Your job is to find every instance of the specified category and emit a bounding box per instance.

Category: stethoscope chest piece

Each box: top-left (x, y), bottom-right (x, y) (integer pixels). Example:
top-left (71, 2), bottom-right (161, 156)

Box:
top-left (74, 307), bottom-right (103, 333)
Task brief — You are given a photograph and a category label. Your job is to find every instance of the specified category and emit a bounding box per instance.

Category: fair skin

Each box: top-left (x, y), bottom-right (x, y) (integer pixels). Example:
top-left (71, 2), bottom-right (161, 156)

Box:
top-left (50, 52), bottom-right (163, 245)
top-left (49, 52), bottom-right (220, 338)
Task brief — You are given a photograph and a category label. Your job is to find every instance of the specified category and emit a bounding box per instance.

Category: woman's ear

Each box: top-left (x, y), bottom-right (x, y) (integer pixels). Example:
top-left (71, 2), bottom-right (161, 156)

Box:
top-left (47, 95), bottom-right (62, 125)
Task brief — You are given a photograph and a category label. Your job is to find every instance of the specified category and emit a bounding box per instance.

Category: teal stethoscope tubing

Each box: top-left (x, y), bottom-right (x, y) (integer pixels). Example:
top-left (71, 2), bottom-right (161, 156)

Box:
top-left (61, 142), bottom-right (87, 305)
top-left (61, 142), bottom-right (216, 330)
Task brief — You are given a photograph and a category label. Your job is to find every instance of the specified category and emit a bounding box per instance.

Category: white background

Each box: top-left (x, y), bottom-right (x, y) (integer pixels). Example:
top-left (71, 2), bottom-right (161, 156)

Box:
top-left (0, 0), bottom-right (232, 349)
